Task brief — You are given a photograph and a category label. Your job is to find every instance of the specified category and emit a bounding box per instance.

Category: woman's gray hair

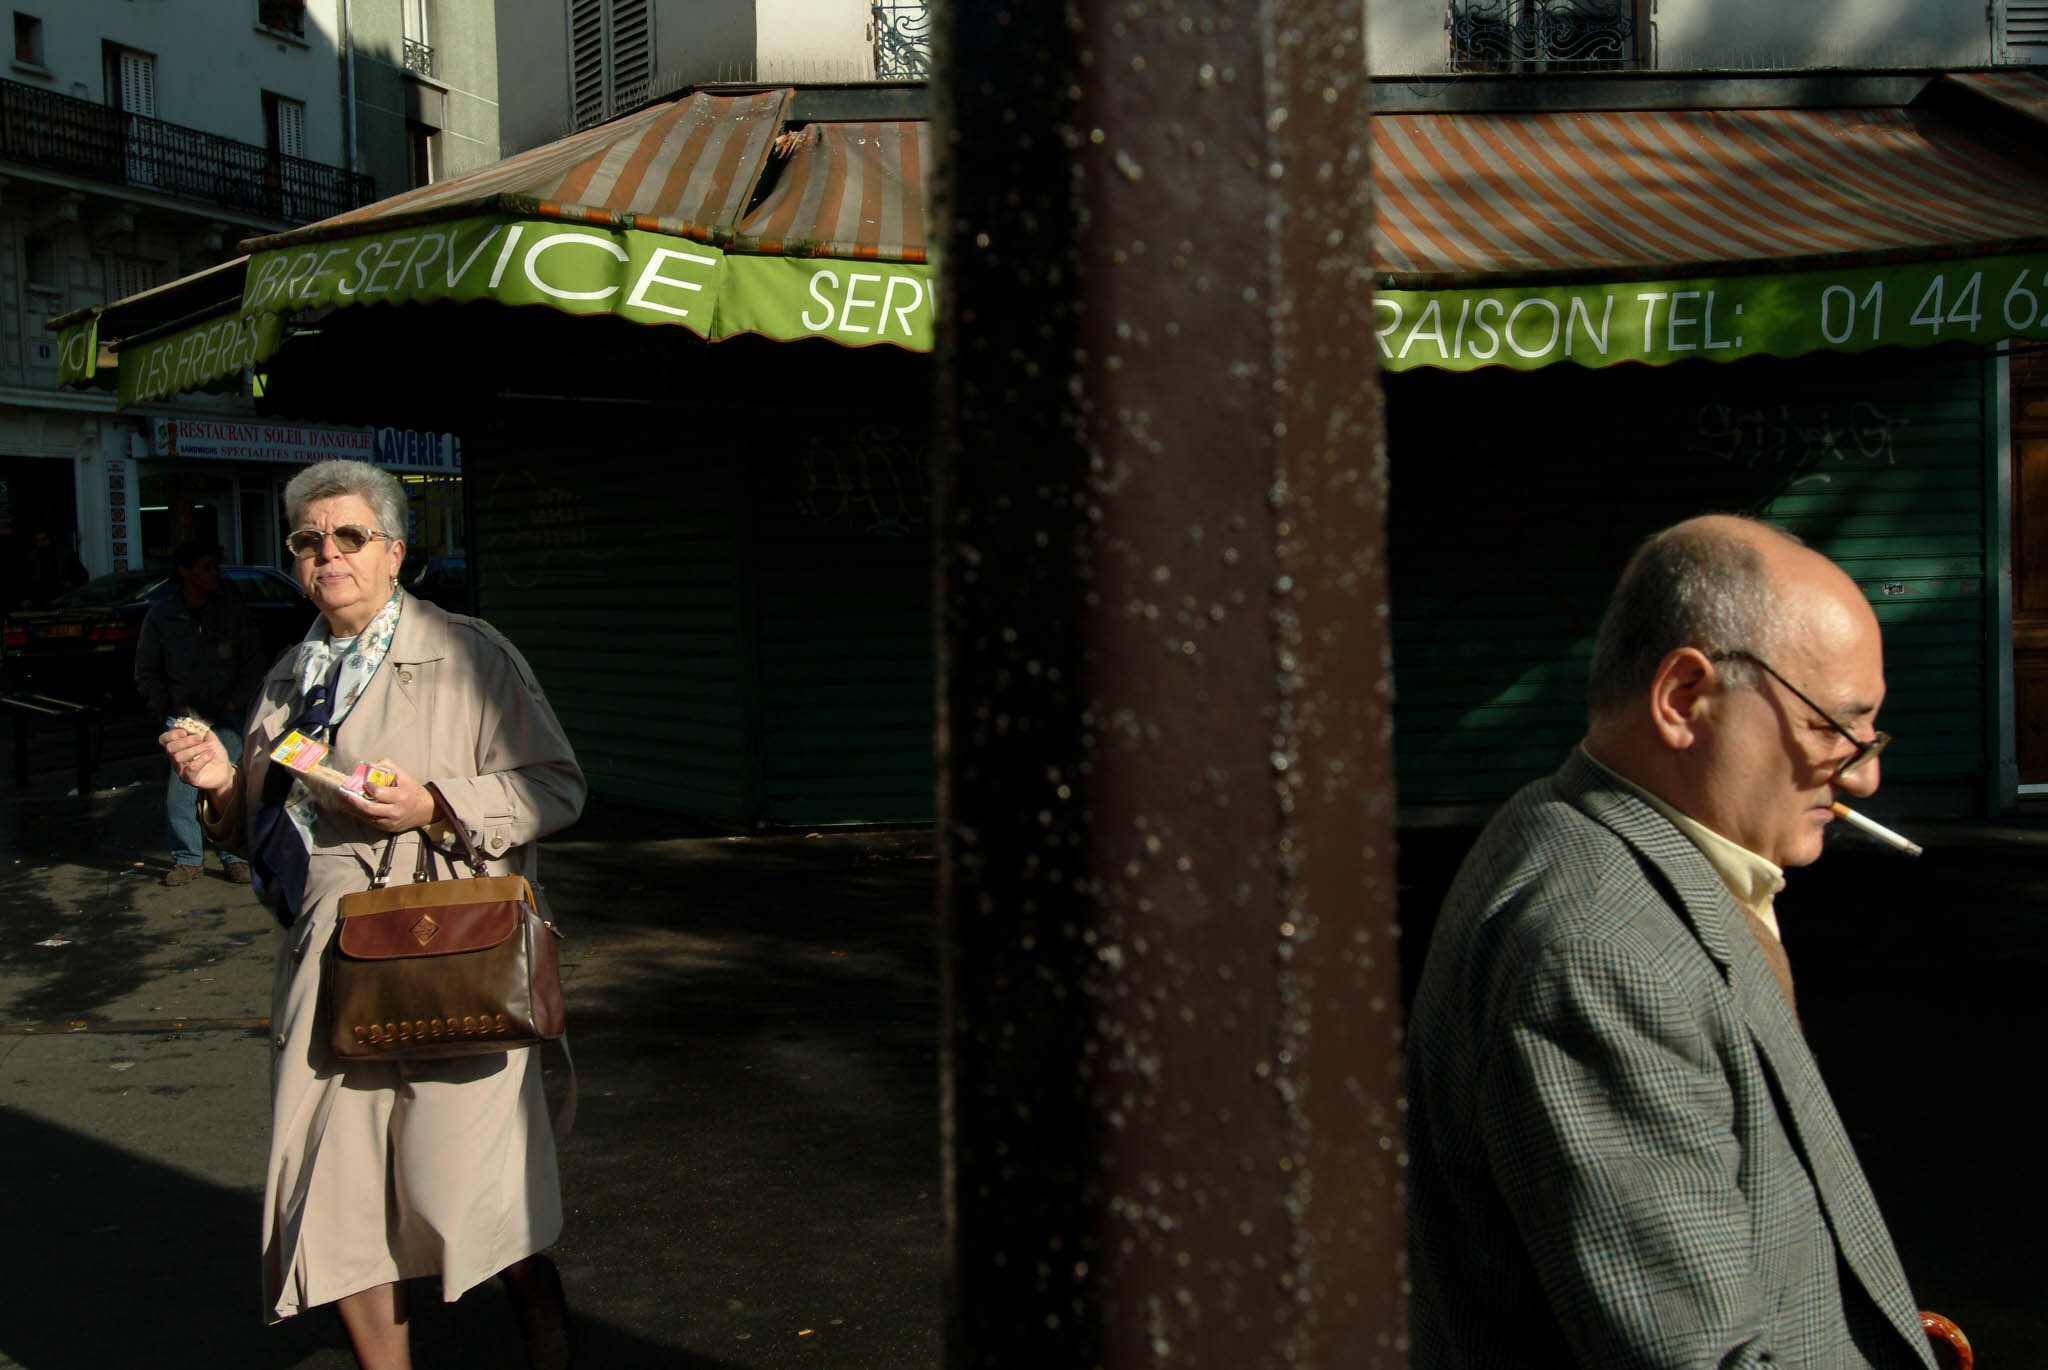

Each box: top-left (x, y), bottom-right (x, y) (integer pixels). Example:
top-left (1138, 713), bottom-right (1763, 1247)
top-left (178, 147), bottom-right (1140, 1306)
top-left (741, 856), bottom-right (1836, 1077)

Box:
top-left (282, 459), bottom-right (407, 546)
top-left (1586, 519), bottom-right (1796, 721)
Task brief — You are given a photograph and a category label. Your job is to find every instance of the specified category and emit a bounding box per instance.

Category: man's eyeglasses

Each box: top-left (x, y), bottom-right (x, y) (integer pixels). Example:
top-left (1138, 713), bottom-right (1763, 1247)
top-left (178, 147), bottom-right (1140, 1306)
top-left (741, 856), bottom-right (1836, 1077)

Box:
top-left (1708, 649), bottom-right (1890, 779)
top-left (286, 524), bottom-right (391, 559)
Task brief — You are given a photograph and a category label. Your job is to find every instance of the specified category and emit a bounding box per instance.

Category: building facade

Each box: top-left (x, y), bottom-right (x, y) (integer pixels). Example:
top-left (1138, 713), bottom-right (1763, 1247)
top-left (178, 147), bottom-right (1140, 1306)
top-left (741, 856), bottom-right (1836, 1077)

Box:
top-left (2, 1), bottom-right (487, 610)
top-left (495, 0), bottom-right (883, 154)
top-left (1367, 0), bottom-right (2041, 74)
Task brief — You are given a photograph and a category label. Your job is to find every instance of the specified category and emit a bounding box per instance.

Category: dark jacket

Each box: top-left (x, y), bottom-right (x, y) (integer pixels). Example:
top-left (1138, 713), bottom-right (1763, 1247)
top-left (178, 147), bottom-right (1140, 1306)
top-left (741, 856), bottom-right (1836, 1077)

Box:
top-left (134, 583), bottom-right (267, 721)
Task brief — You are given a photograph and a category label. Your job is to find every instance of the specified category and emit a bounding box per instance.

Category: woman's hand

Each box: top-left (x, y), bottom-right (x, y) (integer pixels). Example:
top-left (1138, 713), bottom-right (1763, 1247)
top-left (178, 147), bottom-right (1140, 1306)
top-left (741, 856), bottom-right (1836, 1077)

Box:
top-left (159, 726), bottom-right (235, 804)
top-left (343, 757), bottom-right (437, 833)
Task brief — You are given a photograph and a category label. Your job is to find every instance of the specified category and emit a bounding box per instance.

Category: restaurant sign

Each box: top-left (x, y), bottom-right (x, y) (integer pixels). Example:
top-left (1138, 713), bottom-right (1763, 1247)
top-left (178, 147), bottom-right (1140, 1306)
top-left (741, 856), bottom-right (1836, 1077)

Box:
top-left (1375, 252), bottom-right (2048, 373)
top-left (154, 420), bottom-right (462, 473)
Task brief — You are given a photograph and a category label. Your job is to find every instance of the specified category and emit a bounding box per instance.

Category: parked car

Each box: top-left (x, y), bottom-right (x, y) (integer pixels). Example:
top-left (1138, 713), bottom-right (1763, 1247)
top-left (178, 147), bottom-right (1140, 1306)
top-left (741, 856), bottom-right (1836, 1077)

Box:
top-left (2, 565), bottom-right (314, 711)
top-left (408, 553), bottom-right (470, 615)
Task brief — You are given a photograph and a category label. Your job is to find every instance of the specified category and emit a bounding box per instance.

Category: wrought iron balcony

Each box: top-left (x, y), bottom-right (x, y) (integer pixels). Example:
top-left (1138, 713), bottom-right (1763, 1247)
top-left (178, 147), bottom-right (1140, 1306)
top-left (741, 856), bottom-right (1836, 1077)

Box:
top-left (871, 0), bottom-right (931, 79)
top-left (1449, 0), bottom-right (1641, 70)
top-left (403, 38), bottom-right (437, 79)
top-left (0, 77), bottom-right (375, 224)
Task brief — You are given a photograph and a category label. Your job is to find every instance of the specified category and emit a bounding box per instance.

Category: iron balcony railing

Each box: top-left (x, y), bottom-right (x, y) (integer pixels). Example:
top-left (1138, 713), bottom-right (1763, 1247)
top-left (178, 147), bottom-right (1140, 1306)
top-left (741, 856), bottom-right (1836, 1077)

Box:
top-left (872, 0), bottom-right (931, 78)
top-left (403, 38), bottom-right (437, 78)
top-left (1448, 0), bottom-right (1641, 70)
top-left (0, 77), bottom-right (376, 224)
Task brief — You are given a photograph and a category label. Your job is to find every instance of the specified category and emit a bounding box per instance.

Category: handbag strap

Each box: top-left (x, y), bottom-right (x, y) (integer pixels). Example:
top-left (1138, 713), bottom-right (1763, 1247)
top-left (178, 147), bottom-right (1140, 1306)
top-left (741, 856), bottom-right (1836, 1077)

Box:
top-left (425, 781), bottom-right (491, 878)
top-left (365, 780), bottom-right (490, 887)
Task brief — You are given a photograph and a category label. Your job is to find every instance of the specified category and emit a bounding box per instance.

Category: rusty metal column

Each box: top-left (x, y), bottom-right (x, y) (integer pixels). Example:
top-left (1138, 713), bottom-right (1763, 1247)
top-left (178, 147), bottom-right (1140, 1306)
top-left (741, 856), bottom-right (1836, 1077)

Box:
top-left (935, 0), bottom-right (1402, 1367)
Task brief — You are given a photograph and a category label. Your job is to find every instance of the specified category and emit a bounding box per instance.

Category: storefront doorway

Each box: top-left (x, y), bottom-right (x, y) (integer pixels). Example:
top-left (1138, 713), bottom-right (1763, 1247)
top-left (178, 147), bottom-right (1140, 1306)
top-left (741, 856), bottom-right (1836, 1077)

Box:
top-left (1, 454), bottom-right (86, 607)
top-left (137, 470), bottom-right (237, 569)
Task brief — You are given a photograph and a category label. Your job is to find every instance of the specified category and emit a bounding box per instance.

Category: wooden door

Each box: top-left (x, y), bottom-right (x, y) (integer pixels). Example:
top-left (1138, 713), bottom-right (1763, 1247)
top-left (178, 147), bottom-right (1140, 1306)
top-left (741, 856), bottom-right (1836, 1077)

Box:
top-left (2011, 350), bottom-right (2048, 781)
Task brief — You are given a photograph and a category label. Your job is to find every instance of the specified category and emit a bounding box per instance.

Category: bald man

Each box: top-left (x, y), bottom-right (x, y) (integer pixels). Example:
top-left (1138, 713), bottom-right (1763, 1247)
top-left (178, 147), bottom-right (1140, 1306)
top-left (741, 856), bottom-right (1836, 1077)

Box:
top-left (1405, 516), bottom-right (1936, 1369)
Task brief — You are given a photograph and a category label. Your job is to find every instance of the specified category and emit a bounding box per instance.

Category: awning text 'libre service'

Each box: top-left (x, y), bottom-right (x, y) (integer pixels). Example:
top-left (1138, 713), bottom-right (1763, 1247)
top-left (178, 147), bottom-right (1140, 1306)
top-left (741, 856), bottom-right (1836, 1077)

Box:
top-left (55, 88), bottom-right (933, 407)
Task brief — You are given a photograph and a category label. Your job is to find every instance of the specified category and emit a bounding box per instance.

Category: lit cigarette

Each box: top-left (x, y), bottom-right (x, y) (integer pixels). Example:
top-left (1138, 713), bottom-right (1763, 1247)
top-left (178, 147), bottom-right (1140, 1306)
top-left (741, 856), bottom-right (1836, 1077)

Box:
top-left (1830, 802), bottom-right (1923, 857)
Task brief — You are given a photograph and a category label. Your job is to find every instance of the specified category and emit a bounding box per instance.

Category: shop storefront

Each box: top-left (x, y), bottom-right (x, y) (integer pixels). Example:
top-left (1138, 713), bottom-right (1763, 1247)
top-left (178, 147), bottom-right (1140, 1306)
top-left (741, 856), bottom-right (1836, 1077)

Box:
top-left (1370, 72), bottom-right (2048, 820)
top-left (118, 418), bottom-right (463, 576)
top-left (65, 71), bottom-right (2048, 823)
top-left (50, 85), bottom-right (938, 827)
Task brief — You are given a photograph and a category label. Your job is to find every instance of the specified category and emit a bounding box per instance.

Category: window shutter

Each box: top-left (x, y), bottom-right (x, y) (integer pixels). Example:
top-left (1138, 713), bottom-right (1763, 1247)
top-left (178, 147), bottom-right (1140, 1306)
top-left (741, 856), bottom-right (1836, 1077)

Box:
top-left (609, 0), bottom-right (652, 114)
top-left (109, 256), bottom-right (161, 302)
top-left (275, 98), bottom-right (305, 159)
top-left (570, 0), bottom-right (606, 128)
top-left (118, 49), bottom-right (156, 118)
top-left (2001, 0), bottom-right (2048, 61)
top-left (568, 0), bottom-right (654, 130)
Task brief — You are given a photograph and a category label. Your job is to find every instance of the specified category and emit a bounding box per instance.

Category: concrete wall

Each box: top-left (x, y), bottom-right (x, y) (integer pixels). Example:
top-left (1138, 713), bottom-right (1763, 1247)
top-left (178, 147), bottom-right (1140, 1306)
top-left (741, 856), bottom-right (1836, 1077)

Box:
top-left (495, 0), bottom-right (572, 153)
top-left (1366, 0), bottom-right (1996, 76)
top-left (348, 0), bottom-right (503, 198)
top-left (757, 0), bottom-right (873, 82)
top-left (494, 0), bottom-right (879, 156)
top-left (650, 1), bottom-right (757, 90)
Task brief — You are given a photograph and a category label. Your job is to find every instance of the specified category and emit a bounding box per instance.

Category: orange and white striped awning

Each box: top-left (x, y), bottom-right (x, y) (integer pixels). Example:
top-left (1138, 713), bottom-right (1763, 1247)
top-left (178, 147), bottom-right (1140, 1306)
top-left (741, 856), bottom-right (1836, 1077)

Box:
top-left (1371, 105), bottom-right (2048, 289)
top-left (241, 88), bottom-right (795, 253)
top-left (736, 121), bottom-right (930, 262)
top-left (1945, 69), bottom-right (2048, 133)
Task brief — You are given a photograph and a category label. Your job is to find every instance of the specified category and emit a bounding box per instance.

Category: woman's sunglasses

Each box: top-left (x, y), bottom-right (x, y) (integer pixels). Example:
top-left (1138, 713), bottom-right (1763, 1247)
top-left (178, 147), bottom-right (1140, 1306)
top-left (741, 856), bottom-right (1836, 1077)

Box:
top-left (286, 524), bottom-right (392, 559)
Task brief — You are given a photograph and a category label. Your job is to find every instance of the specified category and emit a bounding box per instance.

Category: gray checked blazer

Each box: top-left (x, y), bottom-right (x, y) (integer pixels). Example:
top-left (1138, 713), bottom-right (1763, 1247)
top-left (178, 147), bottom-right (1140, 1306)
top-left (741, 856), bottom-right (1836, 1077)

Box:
top-left (1404, 750), bottom-right (1935, 1370)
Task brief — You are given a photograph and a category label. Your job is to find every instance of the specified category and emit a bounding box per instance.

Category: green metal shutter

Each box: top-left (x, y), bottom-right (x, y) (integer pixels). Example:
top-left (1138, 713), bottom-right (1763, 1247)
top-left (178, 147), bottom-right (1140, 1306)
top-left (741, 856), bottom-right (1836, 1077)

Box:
top-left (469, 424), bottom-right (751, 820)
top-left (1388, 347), bottom-right (1989, 814)
top-left (746, 418), bottom-right (935, 826)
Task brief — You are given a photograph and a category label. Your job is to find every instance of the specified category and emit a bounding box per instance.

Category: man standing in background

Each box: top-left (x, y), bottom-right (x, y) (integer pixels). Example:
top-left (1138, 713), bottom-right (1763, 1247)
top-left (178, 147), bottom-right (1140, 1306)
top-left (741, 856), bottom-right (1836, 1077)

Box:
top-left (136, 542), bottom-right (267, 887)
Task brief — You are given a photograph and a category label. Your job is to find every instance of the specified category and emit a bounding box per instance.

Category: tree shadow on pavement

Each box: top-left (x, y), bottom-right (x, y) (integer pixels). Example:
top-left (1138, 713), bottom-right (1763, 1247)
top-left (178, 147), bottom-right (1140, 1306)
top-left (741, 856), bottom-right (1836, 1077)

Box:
top-left (0, 1106), bottom-right (736, 1370)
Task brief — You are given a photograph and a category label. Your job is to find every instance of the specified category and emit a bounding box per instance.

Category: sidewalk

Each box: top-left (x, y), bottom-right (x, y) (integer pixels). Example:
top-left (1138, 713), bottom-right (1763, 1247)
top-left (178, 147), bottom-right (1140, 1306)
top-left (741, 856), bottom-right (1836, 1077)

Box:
top-left (0, 752), bottom-right (942, 1369)
top-left (4, 753), bottom-right (2046, 1366)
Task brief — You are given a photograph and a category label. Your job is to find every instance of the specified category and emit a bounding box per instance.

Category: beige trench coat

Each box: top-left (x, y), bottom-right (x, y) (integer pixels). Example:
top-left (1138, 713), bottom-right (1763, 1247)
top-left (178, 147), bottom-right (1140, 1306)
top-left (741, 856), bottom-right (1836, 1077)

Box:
top-left (222, 595), bottom-right (585, 1322)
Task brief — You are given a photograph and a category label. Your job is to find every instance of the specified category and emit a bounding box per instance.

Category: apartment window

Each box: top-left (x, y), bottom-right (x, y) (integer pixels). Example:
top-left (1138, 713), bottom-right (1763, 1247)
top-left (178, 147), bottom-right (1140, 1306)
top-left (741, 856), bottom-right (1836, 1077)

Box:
top-left (108, 255), bottom-right (161, 303)
top-left (105, 44), bottom-right (156, 116)
top-left (1448, 0), bottom-right (1644, 70)
top-left (23, 236), bottom-right (57, 292)
top-left (569, 0), bottom-right (651, 129)
top-left (402, 0), bottom-right (436, 76)
top-left (13, 11), bottom-right (44, 67)
top-left (405, 121), bottom-right (435, 189)
top-left (263, 91), bottom-right (306, 218)
top-left (257, 0), bottom-right (306, 38)
top-left (872, 0), bottom-right (931, 79)
top-left (264, 92), bottom-right (305, 159)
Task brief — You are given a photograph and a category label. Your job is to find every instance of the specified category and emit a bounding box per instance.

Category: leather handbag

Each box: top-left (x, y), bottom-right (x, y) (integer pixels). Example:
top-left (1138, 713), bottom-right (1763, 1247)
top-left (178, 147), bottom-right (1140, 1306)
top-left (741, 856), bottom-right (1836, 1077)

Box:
top-left (326, 783), bottom-right (565, 1061)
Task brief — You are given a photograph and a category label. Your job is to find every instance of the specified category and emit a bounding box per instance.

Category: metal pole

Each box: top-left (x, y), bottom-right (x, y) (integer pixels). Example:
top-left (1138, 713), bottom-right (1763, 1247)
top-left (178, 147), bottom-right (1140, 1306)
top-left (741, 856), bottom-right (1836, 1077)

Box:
top-left (934, 0), bottom-right (1402, 1366)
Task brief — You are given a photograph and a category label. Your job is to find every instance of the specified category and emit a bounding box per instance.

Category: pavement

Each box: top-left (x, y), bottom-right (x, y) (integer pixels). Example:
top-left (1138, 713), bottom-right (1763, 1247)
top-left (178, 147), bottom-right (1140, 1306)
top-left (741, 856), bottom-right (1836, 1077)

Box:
top-left (0, 727), bottom-right (943, 1370)
top-left (2, 716), bottom-right (2045, 1367)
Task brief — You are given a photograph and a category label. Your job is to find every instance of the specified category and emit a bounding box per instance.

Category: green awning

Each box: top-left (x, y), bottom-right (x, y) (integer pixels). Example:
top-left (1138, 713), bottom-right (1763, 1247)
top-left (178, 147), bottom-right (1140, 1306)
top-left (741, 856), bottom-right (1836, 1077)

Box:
top-left (56, 315), bottom-right (100, 386)
top-left (1377, 251), bottom-right (2048, 373)
top-left (118, 310), bottom-right (286, 407)
top-left (57, 90), bottom-right (933, 407)
top-left (236, 213), bottom-right (931, 350)
top-left (1372, 94), bottom-right (2048, 372)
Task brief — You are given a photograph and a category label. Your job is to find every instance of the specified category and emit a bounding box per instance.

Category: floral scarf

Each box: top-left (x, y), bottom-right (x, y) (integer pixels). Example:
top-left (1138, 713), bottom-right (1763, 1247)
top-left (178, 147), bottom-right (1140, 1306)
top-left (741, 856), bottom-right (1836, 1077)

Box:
top-left (282, 588), bottom-right (405, 844)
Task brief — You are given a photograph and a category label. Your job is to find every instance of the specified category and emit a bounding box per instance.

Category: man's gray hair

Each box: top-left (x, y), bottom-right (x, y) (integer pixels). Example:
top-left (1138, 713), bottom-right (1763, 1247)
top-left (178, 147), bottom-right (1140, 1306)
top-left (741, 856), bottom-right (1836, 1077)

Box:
top-left (1586, 519), bottom-right (1795, 720)
top-left (282, 460), bottom-right (406, 546)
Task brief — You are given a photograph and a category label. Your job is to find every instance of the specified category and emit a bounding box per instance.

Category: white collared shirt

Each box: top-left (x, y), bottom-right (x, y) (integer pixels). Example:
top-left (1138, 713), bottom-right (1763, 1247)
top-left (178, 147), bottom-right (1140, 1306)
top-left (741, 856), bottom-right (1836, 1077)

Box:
top-left (1579, 743), bottom-right (1787, 941)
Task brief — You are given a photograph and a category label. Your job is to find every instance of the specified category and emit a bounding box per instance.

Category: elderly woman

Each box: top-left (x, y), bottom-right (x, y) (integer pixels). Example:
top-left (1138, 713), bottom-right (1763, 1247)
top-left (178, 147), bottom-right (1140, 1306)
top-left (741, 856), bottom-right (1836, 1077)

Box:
top-left (159, 459), bottom-right (583, 1369)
